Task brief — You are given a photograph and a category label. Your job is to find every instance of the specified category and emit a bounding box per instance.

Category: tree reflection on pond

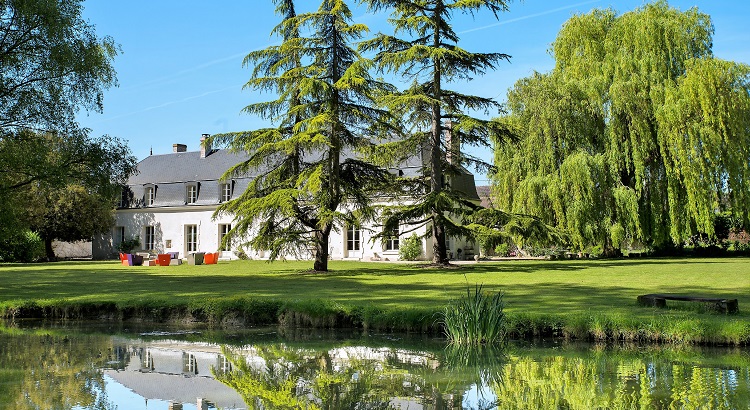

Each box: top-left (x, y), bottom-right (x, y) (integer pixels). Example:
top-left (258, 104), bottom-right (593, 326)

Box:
top-left (215, 341), bottom-right (750, 410)
top-left (0, 332), bottom-right (117, 410)
top-left (0, 325), bottom-right (749, 409)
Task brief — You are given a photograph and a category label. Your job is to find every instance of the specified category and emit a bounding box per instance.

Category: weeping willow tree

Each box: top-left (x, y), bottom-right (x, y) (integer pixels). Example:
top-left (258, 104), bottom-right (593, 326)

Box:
top-left (209, 0), bottom-right (394, 271)
top-left (360, 0), bottom-right (513, 265)
top-left (492, 1), bottom-right (750, 255)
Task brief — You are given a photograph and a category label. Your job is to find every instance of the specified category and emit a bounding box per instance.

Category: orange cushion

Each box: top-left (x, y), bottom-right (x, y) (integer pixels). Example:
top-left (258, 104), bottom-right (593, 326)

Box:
top-left (156, 254), bottom-right (171, 266)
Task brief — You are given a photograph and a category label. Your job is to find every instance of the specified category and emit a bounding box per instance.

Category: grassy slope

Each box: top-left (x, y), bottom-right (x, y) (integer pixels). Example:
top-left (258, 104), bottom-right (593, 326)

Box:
top-left (0, 258), bottom-right (748, 342)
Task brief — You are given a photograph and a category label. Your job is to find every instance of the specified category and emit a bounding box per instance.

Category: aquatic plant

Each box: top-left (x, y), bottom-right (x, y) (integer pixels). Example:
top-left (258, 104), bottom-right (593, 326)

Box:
top-left (442, 284), bottom-right (506, 345)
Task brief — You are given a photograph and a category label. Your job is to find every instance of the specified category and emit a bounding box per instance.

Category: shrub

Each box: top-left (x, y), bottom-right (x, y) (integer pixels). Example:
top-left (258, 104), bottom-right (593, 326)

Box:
top-left (442, 284), bottom-right (506, 345)
top-left (494, 243), bottom-right (510, 257)
top-left (590, 245), bottom-right (603, 257)
top-left (0, 230), bottom-right (45, 262)
top-left (116, 237), bottom-right (140, 253)
top-left (399, 234), bottom-right (423, 261)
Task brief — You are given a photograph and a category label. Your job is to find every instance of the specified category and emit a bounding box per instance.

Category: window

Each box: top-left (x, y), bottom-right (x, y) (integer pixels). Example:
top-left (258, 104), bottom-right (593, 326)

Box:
top-left (141, 350), bottom-right (154, 371)
top-left (186, 184), bottom-right (198, 204)
top-left (185, 225), bottom-right (198, 253)
top-left (347, 226), bottom-right (361, 251)
top-left (145, 186), bottom-right (155, 206)
top-left (217, 355), bottom-right (233, 375)
top-left (182, 353), bottom-right (198, 375)
top-left (118, 187), bottom-right (130, 208)
top-left (220, 182), bottom-right (232, 202)
top-left (114, 227), bottom-right (125, 248)
top-left (385, 226), bottom-right (399, 251)
top-left (219, 224), bottom-right (231, 251)
top-left (144, 226), bottom-right (155, 250)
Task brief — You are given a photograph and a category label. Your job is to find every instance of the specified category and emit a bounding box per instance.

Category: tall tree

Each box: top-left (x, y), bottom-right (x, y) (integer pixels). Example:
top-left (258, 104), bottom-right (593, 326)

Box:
top-left (25, 184), bottom-right (117, 261)
top-left (209, 0), bottom-right (394, 271)
top-left (0, 0), bottom-right (118, 134)
top-left (492, 1), bottom-right (750, 254)
top-left (360, 0), bottom-right (513, 265)
top-left (1, 0), bottom-right (123, 258)
top-left (0, 130), bottom-right (136, 260)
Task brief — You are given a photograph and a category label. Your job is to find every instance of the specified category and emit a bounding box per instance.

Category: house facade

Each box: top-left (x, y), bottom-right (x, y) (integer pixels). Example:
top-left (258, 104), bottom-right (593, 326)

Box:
top-left (93, 134), bottom-right (481, 261)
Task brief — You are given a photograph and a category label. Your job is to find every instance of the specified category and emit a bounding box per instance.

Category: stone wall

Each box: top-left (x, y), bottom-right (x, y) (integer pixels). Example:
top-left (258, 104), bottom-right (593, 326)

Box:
top-left (52, 241), bottom-right (92, 259)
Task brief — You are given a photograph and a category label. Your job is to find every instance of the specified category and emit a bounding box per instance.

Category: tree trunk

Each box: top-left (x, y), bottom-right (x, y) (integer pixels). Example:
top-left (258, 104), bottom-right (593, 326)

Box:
top-left (313, 229), bottom-right (330, 272)
top-left (432, 222), bottom-right (449, 264)
top-left (44, 237), bottom-right (56, 262)
top-left (430, 9), bottom-right (449, 266)
top-left (602, 241), bottom-right (622, 258)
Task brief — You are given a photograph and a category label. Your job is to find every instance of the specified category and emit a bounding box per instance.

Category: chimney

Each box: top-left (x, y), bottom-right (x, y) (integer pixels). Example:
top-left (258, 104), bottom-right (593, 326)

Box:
top-left (445, 120), bottom-right (460, 165)
top-left (173, 144), bottom-right (187, 153)
top-left (200, 134), bottom-right (211, 158)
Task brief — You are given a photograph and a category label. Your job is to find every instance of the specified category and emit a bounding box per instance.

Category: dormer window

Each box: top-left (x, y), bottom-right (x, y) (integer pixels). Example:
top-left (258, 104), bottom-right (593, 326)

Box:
top-left (220, 182), bottom-right (232, 202)
top-left (186, 184), bottom-right (198, 204)
top-left (145, 186), bottom-right (156, 206)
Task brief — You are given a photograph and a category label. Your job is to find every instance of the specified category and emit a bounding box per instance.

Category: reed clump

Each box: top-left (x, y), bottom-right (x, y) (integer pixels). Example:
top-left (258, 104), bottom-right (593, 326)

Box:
top-left (442, 284), bottom-right (506, 345)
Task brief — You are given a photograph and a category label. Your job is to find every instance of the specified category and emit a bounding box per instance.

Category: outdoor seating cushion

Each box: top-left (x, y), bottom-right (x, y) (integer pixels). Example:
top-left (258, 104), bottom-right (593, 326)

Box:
top-left (156, 254), bottom-right (171, 266)
top-left (119, 253), bottom-right (131, 266)
top-left (131, 254), bottom-right (144, 266)
top-left (203, 252), bottom-right (219, 264)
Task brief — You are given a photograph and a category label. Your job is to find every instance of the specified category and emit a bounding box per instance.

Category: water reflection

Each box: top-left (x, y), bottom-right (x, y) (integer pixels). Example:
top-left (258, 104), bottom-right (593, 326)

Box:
top-left (0, 325), bottom-right (749, 409)
top-left (214, 342), bottom-right (750, 410)
top-left (0, 332), bottom-right (117, 410)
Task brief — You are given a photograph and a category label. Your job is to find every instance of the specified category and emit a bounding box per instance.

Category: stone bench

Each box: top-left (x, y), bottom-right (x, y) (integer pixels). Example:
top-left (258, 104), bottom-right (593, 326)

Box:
top-left (637, 294), bottom-right (739, 314)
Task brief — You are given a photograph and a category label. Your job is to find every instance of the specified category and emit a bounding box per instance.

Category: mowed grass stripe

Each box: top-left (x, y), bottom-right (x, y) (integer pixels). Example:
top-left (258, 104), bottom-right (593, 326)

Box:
top-left (0, 258), bottom-right (748, 343)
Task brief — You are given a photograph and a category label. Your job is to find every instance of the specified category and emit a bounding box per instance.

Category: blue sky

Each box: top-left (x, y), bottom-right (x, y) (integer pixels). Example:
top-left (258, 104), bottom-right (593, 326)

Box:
top-left (78, 1), bottom-right (750, 184)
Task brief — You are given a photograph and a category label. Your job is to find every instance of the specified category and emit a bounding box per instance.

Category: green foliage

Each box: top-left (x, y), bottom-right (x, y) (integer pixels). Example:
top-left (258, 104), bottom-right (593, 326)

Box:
top-left (0, 258), bottom-right (749, 344)
top-left (398, 233), bottom-right (423, 261)
top-left (25, 184), bottom-right (115, 258)
top-left (468, 208), bottom-right (566, 252)
top-left (0, 0), bottom-right (118, 134)
top-left (115, 237), bottom-right (140, 254)
top-left (0, 130), bottom-right (136, 260)
top-left (0, 130), bottom-right (136, 196)
top-left (493, 1), bottom-right (750, 254)
top-left (0, 332), bottom-right (115, 409)
top-left (361, 0), bottom-right (513, 264)
top-left (210, 0), bottom-right (395, 271)
top-left (442, 284), bottom-right (506, 345)
top-left (0, 230), bottom-right (44, 262)
top-left (494, 243), bottom-right (510, 257)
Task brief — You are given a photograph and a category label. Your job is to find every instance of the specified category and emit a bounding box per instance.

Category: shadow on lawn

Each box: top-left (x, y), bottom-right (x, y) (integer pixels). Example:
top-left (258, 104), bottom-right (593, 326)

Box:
top-left (318, 257), bottom-right (749, 277)
top-left (1, 259), bottom-right (747, 316)
top-left (467, 257), bottom-right (747, 275)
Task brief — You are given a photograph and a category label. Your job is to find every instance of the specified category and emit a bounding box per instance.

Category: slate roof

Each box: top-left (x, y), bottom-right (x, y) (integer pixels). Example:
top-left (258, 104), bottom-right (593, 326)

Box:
top-left (475, 185), bottom-right (493, 208)
top-left (104, 370), bottom-right (245, 408)
top-left (121, 147), bottom-right (478, 208)
top-left (128, 149), bottom-right (251, 185)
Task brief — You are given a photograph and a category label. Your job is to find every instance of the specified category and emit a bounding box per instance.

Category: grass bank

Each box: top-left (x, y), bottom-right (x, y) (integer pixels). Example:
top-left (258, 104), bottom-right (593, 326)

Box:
top-left (1, 258), bottom-right (748, 344)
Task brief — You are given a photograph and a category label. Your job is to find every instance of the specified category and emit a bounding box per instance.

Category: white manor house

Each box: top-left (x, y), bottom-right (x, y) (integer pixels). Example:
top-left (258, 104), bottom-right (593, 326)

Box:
top-left (93, 134), bottom-right (481, 261)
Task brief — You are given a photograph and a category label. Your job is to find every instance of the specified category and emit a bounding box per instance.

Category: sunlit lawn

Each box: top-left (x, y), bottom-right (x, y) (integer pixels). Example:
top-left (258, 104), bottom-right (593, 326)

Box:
top-left (1, 257), bottom-right (748, 321)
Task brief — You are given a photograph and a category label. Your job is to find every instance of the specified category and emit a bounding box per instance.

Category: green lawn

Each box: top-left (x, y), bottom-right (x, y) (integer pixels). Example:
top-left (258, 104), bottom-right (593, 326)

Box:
top-left (1, 258), bottom-right (748, 343)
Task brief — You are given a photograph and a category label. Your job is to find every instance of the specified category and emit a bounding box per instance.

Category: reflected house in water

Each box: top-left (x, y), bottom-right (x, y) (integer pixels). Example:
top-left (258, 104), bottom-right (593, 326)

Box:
top-left (5, 328), bottom-right (748, 409)
top-left (104, 340), bottom-right (246, 409)
top-left (102, 338), bottom-right (456, 410)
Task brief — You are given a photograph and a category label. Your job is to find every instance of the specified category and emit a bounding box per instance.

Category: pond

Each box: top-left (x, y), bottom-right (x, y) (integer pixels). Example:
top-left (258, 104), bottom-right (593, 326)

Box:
top-left (1, 322), bottom-right (748, 409)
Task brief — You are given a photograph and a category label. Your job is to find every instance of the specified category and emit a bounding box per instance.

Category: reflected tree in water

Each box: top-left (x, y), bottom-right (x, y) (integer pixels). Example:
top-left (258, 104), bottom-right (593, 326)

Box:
top-left (215, 341), bottom-right (750, 410)
top-left (216, 345), bottom-right (400, 409)
top-left (0, 332), bottom-right (117, 410)
top-left (489, 350), bottom-right (750, 410)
